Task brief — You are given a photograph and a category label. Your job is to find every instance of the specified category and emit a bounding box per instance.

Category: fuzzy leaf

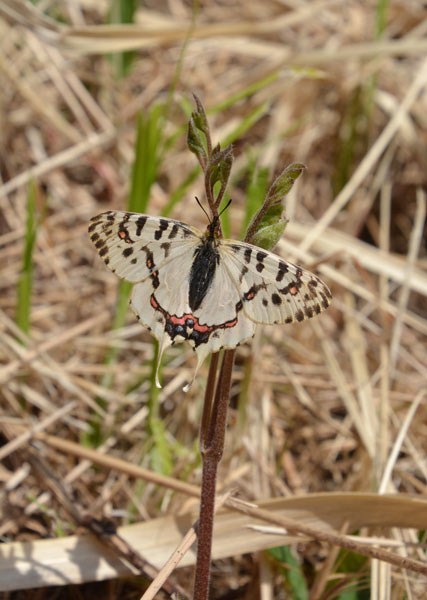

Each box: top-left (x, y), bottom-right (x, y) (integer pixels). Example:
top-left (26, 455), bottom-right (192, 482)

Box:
top-left (187, 117), bottom-right (207, 165)
top-left (267, 163), bottom-right (305, 207)
top-left (251, 219), bottom-right (287, 251)
top-left (208, 144), bottom-right (233, 188)
top-left (191, 94), bottom-right (209, 136)
top-left (244, 163), bottom-right (304, 246)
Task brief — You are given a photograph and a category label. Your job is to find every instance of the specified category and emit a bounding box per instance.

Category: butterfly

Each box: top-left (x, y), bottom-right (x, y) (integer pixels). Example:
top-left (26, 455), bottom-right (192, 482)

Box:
top-left (89, 210), bottom-right (332, 390)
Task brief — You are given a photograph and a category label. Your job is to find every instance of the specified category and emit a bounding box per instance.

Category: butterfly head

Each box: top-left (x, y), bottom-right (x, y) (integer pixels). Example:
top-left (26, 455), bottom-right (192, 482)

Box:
top-left (206, 215), bottom-right (221, 241)
top-left (197, 197), bottom-right (231, 241)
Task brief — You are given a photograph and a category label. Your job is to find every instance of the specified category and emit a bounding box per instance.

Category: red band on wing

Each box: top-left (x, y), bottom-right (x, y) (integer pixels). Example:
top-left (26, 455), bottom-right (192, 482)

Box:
top-left (150, 294), bottom-right (238, 346)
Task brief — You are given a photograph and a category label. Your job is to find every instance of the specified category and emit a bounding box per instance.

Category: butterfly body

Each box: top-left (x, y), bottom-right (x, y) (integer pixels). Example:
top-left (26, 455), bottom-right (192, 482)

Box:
top-left (89, 210), bottom-right (331, 388)
top-left (188, 223), bottom-right (220, 311)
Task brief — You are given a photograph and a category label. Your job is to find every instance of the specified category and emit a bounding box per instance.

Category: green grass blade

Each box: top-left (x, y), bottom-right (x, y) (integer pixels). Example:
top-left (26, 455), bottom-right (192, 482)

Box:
top-left (103, 106), bottom-right (165, 366)
top-left (334, 0), bottom-right (390, 194)
top-left (108, 0), bottom-right (137, 77)
top-left (16, 179), bottom-right (38, 338)
top-left (162, 165), bottom-right (201, 217)
top-left (268, 545), bottom-right (309, 600)
top-left (223, 101), bottom-right (271, 147)
top-left (212, 71), bottom-right (280, 113)
top-left (129, 106), bottom-right (165, 213)
top-left (85, 104), bottom-right (167, 446)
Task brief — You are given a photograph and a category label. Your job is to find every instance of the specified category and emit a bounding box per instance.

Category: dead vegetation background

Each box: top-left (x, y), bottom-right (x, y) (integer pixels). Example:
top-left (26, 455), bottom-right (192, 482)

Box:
top-left (0, 0), bottom-right (426, 598)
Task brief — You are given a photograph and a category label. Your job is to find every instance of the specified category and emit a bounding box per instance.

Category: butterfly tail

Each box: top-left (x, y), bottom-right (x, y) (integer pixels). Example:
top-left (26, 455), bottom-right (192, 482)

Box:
top-left (155, 334), bottom-right (173, 389)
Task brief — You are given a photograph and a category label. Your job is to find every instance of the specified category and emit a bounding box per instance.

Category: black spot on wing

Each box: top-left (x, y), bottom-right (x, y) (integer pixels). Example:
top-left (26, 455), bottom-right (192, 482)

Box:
top-left (123, 247), bottom-right (133, 258)
top-left (295, 309), bottom-right (304, 322)
top-left (151, 270), bottom-right (160, 289)
top-left (168, 223), bottom-right (179, 239)
top-left (161, 242), bottom-right (171, 258)
top-left (320, 292), bottom-right (330, 310)
top-left (279, 279), bottom-right (302, 295)
top-left (145, 249), bottom-right (156, 271)
top-left (239, 265), bottom-right (248, 283)
top-left (182, 227), bottom-right (193, 238)
top-left (136, 216), bottom-right (148, 236)
top-left (243, 282), bottom-right (266, 302)
top-left (243, 247), bottom-right (252, 263)
top-left (154, 219), bottom-right (169, 240)
top-left (304, 306), bottom-right (314, 318)
top-left (255, 251), bottom-right (267, 273)
top-left (118, 221), bottom-right (133, 244)
top-left (276, 261), bottom-right (289, 282)
top-left (271, 293), bottom-right (282, 305)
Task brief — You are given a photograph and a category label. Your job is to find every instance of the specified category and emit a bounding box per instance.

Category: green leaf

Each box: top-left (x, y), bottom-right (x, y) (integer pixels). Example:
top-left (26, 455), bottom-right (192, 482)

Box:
top-left (191, 93), bottom-right (209, 136)
top-left (187, 117), bottom-right (207, 165)
top-left (268, 546), bottom-right (309, 600)
top-left (267, 163), bottom-right (306, 207)
top-left (208, 144), bottom-right (233, 189)
top-left (251, 219), bottom-right (287, 251)
top-left (244, 162), bottom-right (304, 247)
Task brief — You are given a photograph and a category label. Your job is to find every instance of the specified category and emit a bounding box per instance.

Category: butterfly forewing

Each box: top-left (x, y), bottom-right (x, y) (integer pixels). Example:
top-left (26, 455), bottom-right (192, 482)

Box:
top-left (220, 240), bottom-right (332, 325)
top-left (88, 211), bottom-right (201, 283)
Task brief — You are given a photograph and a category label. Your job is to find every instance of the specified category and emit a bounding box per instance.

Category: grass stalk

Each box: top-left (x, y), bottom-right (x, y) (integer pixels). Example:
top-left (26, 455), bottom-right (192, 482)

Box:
top-left (85, 104), bottom-right (166, 446)
top-left (16, 179), bottom-right (38, 338)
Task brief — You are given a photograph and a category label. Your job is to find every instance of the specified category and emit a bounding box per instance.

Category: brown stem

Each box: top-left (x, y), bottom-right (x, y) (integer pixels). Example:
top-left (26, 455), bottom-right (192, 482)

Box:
top-left (204, 350), bottom-right (235, 456)
top-left (213, 179), bottom-right (227, 212)
top-left (199, 352), bottom-right (219, 450)
top-left (204, 168), bottom-right (216, 215)
top-left (193, 350), bottom-right (235, 599)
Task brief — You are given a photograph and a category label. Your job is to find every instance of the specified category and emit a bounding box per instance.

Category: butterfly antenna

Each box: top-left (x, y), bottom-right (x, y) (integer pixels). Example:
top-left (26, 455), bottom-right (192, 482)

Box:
top-left (219, 198), bottom-right (232, 217)
top-left (195, 196), bottom-right (211, 222)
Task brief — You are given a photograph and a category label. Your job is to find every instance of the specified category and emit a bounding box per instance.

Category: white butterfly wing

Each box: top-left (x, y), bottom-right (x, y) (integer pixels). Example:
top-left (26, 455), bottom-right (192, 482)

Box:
top-left (192, 260), bottom-right (256, 353)
top-left (130, 259), bottom-right (256, 387)
top-left (90, 211), bottom-right (331, 389)
top-left (220, 240), bottom-right (332, 325)
top-left (88, 211), bottom-right (201, 283)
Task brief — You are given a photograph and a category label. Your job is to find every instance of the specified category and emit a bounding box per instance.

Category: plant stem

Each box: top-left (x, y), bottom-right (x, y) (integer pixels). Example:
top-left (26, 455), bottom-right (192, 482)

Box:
top-left (193, 350), bottom-right (235, 599)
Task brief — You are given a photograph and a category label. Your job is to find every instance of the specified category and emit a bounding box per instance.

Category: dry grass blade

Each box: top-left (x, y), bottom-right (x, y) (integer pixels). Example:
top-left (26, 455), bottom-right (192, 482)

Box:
top-left (1, 493), bottom-right (426, 592)
top-left (1, 0), bottom-right (426, 597)
top-left (300, 57), bottom-right (427, 253)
